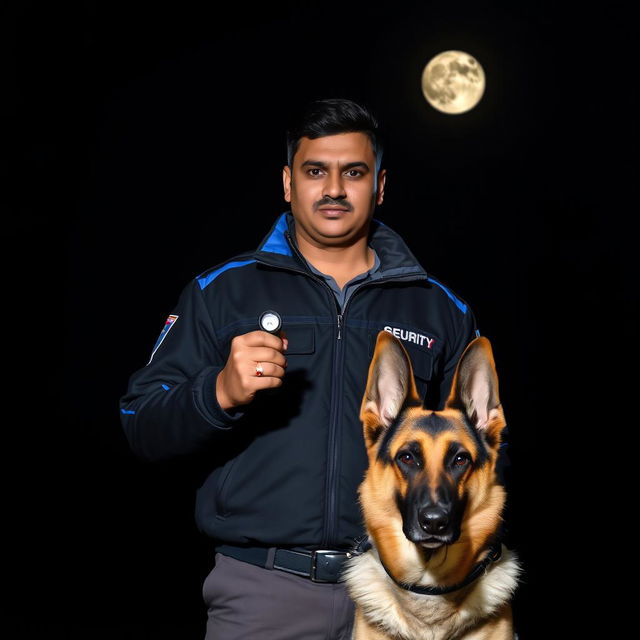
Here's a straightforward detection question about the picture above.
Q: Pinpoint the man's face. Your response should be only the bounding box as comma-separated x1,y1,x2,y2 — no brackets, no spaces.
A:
282,132,386,249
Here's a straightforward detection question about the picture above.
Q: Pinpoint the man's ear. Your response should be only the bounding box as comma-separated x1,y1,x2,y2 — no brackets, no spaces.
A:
376,168,386,205
445,337,506,444
360,331,420,449
283,165,292,202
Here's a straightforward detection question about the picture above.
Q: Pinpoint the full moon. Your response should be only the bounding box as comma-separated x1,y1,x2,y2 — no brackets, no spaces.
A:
421,51,485,114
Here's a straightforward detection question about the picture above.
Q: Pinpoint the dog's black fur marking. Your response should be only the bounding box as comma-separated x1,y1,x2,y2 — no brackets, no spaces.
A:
414,412,453,434
461,414,490,468
376,413,404,464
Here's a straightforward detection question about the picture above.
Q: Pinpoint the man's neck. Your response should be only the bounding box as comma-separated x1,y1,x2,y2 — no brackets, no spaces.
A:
295,231,374,290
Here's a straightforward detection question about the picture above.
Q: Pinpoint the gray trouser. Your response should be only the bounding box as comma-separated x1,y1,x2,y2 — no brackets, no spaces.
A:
203,552,355,639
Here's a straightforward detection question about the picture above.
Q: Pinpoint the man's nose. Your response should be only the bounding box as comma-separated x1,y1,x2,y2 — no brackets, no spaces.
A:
323,172,346,199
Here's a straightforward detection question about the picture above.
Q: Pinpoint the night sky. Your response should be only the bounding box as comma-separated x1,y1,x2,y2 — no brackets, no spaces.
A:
9,1,634,637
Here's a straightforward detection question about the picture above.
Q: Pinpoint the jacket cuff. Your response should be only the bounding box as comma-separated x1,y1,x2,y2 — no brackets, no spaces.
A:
194,366,245,429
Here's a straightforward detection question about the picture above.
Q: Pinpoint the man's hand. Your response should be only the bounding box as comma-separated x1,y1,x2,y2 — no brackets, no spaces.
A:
216,331,288,411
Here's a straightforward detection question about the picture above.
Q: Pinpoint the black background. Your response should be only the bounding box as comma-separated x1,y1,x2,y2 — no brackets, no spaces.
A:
8,1,635,637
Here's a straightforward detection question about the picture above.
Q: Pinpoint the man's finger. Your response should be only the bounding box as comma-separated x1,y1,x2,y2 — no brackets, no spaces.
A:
251,362,286,379
246,347,287,368
249,375,284,392
236,330,286,351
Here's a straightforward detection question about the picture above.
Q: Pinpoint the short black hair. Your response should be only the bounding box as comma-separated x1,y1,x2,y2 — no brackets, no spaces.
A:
286,98,383,171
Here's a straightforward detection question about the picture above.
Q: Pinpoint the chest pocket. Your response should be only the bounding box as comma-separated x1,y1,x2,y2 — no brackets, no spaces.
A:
282,325,315,354
403,343,434,383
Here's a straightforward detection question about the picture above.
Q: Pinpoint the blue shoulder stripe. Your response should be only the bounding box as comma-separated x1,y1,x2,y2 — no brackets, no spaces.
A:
261,213,293,256
197,259,256,290
427,277,468,314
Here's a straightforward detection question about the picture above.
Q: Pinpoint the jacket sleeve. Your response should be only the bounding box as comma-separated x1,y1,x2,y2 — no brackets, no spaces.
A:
119,278,242,461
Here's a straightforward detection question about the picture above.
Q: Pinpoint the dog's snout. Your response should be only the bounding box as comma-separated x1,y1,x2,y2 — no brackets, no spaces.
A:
419,507,449,534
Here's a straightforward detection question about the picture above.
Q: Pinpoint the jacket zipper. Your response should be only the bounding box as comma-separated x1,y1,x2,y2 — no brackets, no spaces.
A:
277,233,352,547
320,278,417,547
264,232,425,548
324,308,344,547
321,272,431,547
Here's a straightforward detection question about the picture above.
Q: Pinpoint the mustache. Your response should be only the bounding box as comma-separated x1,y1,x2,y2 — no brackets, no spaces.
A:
314,197,353,211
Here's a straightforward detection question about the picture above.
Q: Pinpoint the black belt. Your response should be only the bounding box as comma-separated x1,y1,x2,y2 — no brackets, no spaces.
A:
216,544,352,583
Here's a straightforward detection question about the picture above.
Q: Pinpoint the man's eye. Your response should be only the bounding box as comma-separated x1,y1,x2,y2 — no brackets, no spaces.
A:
345,169,362,177
308,168,323,176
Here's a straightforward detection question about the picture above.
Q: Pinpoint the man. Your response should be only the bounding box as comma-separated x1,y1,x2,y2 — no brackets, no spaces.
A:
120,98,479,639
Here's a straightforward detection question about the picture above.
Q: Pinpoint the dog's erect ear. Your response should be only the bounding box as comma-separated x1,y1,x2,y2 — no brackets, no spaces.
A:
360,331,420,448
445,337,506,440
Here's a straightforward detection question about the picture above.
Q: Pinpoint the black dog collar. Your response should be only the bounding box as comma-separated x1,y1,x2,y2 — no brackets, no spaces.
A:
370,539,503,596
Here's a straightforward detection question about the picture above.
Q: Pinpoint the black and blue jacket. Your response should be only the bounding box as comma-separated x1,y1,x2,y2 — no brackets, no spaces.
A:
120,212,478,550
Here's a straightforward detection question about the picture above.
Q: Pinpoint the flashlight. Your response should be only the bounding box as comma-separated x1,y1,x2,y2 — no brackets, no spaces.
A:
259,310,282,334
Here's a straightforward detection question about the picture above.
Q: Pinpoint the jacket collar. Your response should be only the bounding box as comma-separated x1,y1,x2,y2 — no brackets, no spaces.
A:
254,212,428,279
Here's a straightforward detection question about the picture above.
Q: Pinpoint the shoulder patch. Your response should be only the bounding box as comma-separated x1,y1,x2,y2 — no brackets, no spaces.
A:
147,314,179,364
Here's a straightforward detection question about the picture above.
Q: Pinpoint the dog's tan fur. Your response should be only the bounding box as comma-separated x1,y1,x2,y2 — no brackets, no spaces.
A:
343,332,520,640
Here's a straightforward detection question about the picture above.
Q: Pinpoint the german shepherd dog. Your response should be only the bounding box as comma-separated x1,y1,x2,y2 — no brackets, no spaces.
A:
343,332,520,640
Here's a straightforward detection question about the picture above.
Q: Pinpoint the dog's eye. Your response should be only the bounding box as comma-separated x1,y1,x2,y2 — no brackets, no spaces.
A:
453,453,471,467
397,452,417,466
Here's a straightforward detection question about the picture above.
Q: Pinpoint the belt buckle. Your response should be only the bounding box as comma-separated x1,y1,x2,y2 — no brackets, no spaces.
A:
311,549,350,583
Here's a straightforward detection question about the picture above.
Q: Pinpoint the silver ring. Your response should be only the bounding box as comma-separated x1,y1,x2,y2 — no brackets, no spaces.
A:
255,362,264,377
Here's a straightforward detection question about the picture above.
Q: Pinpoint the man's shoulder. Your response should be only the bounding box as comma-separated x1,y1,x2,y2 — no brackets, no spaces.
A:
423,274,471,316
191,213,294,292
194,251,258,292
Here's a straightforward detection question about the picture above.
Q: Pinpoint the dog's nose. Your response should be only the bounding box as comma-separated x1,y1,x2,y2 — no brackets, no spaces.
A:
419,507,449,534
